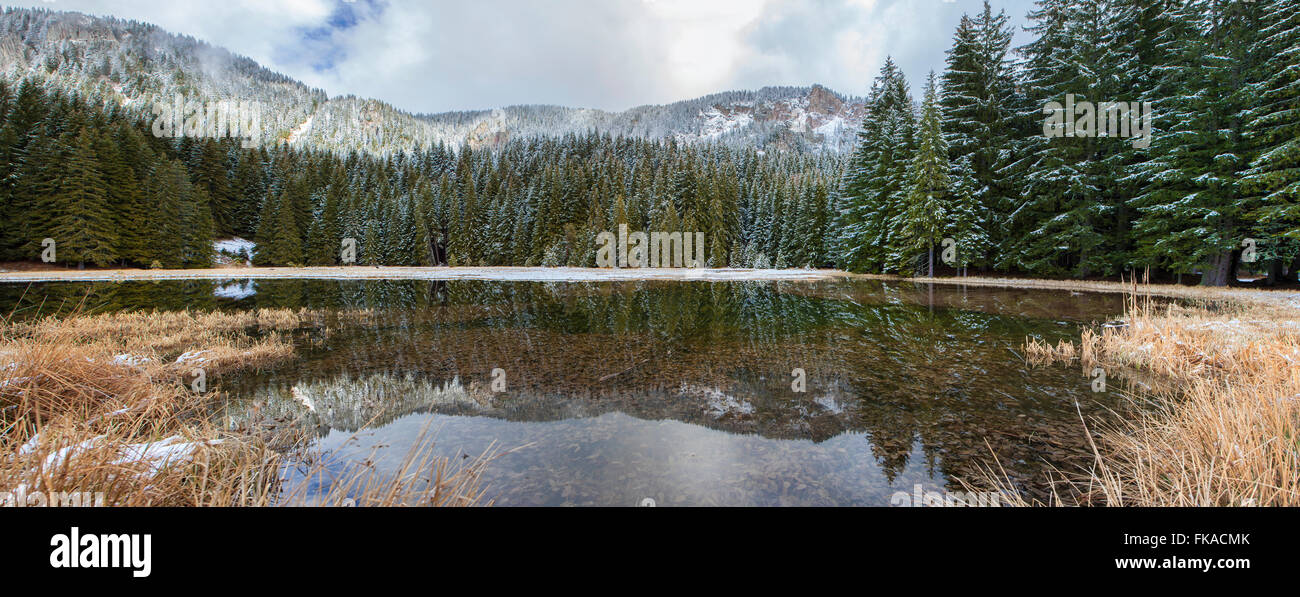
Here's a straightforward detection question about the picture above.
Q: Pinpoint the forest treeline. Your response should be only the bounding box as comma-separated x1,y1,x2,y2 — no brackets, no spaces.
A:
0,78,841,270
0,0,1296,286
835,0,1299,286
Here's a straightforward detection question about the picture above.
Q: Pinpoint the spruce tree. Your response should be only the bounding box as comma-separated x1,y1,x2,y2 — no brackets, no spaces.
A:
143,158,185,268
180,185,216,268
191,139,237,236
834,57,916,273
305,166,347,265
412,179,436,266
1129,0,1270,285
92,129,142,265
49,128,117,268
1242,0,1300,281
232,149,268,238
254,189,303,266
111,124,157,266
939,2,1021,268
902,72,951,277
1002,0,1122,277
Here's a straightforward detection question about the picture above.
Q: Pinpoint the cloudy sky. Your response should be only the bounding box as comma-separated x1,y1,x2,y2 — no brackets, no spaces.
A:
9,0,1037,113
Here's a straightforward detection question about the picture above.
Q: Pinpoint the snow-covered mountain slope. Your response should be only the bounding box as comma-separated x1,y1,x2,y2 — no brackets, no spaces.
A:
0,8,864,154
413,84,866,153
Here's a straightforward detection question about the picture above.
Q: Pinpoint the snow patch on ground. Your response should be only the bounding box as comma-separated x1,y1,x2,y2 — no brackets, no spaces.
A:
175,350,212,365
0,375,32,389
214,238,256,264
112,354,151,367
1183,319,1300,330
33,435,222,475
287,116,314,144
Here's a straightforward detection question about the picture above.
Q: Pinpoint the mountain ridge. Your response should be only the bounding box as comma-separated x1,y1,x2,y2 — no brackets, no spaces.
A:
0,7,865,155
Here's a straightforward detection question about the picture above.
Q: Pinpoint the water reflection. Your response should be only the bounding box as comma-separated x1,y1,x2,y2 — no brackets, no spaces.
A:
309,411,934,507
2,279,1146,505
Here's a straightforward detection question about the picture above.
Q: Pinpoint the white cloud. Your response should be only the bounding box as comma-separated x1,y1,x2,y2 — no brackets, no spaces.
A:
6,0,1037,112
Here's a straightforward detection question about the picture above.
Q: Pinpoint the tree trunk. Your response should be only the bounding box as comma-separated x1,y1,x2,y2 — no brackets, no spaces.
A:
928,244,934,278
1200,250,1236,287
433,240,447,266
1265,259,1284,286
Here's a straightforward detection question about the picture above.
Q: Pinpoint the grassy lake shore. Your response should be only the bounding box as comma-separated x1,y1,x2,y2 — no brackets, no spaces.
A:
1018,285,1299,505
2,268,1295,506
0,308,493,507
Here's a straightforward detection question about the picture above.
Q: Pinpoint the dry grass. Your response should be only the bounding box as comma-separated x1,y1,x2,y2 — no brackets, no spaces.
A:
280,428,501,507
1,306,493,507
1017,283,1300,506
1024,337,1078,366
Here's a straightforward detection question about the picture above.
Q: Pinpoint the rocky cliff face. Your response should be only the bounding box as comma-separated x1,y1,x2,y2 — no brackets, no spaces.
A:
0,8,864,155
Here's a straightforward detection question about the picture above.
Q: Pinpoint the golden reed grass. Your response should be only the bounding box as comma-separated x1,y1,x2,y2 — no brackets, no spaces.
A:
1,306,493,507
1016,280,1300,506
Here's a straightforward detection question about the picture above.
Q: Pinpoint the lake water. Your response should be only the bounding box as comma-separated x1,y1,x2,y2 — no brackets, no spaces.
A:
0,277,1140,506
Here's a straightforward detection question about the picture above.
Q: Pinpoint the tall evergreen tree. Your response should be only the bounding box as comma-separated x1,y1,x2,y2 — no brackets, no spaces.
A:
142,158,185,268
902,72,952,276
1242,0,1300,282
49,128,117,268
833,57,916,273
191,139,237,236
254,188,303,266
1129,0,1270,285
939,2,1021,268
1002,0,1118,277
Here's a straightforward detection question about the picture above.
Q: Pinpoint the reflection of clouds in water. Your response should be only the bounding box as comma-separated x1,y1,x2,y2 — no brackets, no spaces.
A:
154,278,1138,504
309,411,927,507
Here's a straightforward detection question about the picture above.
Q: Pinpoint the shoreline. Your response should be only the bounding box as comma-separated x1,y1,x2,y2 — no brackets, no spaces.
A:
870,274,1300,312
0,308,492,506
3,265,1298,311
0,266,842,283
5,267,1296,505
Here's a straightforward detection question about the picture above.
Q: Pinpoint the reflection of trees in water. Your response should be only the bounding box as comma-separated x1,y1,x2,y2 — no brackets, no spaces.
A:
1,277,1137,325
0,279,224,317
784,280,1138,322
232,370,866,440
816,297,1132,498
231,373,490,435
7,278,1134,498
